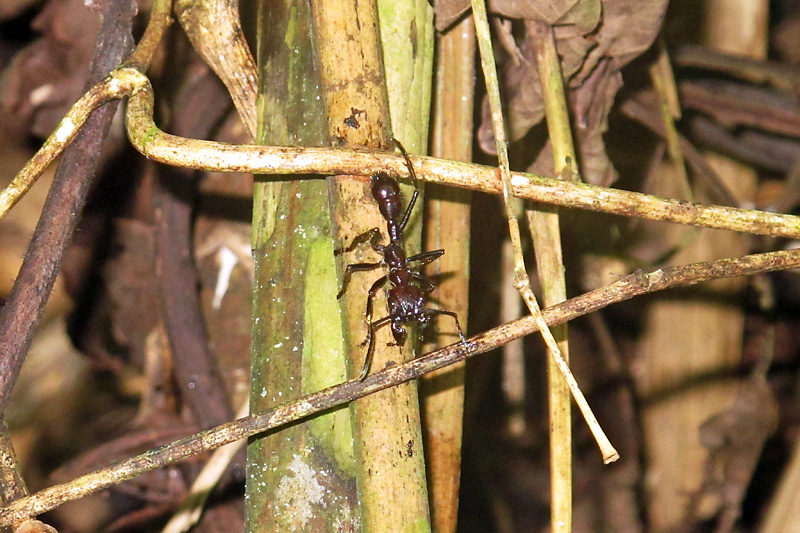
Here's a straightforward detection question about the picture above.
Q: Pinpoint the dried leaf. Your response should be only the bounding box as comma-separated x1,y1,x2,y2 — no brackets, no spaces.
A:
689,376,779,529
472,0,667,185
0,0,100,137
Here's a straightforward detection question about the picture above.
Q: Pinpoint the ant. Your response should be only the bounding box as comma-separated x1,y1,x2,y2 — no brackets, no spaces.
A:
335,139,467,381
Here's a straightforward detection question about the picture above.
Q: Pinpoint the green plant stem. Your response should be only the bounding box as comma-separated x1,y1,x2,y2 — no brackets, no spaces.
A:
310,0,432,529
246,0,358,530
529,20,576,532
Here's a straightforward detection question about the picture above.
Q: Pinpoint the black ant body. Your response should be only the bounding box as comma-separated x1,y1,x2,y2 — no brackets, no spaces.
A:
335,140,467,381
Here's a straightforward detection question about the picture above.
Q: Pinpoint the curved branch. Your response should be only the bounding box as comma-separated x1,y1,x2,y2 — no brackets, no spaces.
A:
5,67,800,242
124,73,800,238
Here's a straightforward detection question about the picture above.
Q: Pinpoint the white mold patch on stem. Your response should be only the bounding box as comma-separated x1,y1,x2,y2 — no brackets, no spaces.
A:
55,118,76,143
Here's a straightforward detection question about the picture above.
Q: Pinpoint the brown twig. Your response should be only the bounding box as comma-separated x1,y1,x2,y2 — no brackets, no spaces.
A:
679,79,800,138
155,69,234,430
0,0,136,415
673,44,800,93
1,245,796,525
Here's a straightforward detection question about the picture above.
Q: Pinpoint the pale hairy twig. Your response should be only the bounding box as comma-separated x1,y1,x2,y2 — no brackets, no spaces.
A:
0,248,797,525
2,67,800,242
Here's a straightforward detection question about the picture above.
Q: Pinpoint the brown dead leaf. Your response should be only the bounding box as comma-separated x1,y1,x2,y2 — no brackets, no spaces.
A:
467,0,667,185
688,376,779,531
104,218,160,367
435,0,599,31
0,0,100,137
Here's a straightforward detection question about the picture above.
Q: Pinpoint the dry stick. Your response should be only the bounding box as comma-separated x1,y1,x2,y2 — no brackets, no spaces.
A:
0,248,797,525
530,19,579,530
470,0,617,461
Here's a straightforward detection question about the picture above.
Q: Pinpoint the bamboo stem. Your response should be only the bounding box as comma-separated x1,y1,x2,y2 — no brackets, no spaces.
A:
311,0,433,529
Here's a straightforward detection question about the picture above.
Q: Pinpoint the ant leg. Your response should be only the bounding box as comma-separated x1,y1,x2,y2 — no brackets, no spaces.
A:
338,261,381,299
334,227,382,256
406,249,444,293
427,309,467,344
359,315,392,381
407,249,444,267
392,139,421,234
360,275,388,344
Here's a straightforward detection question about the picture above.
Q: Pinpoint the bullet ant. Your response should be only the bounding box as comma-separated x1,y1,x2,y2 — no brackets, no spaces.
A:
335,140,467,381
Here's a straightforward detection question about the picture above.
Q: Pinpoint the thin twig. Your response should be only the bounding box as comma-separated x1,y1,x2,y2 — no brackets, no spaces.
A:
125,0,174,71
155,70,235,429
0,248,797,525
472,0,615,461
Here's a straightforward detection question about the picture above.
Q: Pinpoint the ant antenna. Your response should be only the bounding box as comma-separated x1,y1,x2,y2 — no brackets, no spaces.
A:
390,138,418,187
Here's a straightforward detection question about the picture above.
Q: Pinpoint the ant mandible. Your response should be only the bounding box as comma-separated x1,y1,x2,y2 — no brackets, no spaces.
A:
335,139,467,381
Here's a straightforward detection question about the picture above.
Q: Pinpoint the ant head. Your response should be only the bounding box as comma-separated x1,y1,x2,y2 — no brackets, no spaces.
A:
371,172,403,221
391,321,407,344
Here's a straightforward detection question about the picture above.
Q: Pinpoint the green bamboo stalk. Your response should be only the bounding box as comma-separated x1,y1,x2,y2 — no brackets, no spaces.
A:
527,20,579,533
309,0,434,529
245,1,359,530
